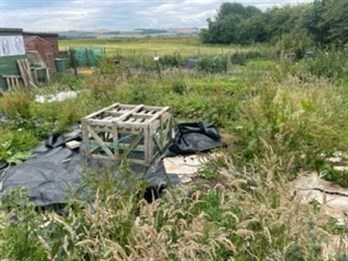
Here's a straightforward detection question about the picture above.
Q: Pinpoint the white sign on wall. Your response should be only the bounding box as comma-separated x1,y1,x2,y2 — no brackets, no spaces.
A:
0,35,26,57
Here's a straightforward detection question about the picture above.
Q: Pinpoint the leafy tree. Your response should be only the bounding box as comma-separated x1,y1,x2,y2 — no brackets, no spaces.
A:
200,3,264,44
301,0,328,44
321,0,348,45
201,1,347,47
238,14,267,43
276,29,314,58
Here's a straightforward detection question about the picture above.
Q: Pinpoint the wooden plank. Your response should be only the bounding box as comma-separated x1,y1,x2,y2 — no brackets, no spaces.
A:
123,133,143,158
148,107,170,123
87,125,115,159
45,68,50,82
132,113,154,119
5,77,10,88
81,119,91,155
111,105,144,122
17,60,28,87
88,154,145,165
86,139,145,150
104,111,124,117
24,59,35,84
113,122,148,129
87,119,113,127
142,105,167,111
2,74,22,89
112,123,119,157
32,68,38,85
84,103,120,120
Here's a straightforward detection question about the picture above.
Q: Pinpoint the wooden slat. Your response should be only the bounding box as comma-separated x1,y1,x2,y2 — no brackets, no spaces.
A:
6,78,10,88
112,105,144,122
148,107,170,123
123,133,144,158
16,59,37,88
24,59,35,84
144,124,151,164
17,60,28,87
87,125,115,159
2,74,22,89
112,124,119,157
84,103,120,120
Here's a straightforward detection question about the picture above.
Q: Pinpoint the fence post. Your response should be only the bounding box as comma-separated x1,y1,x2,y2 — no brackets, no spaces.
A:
70,47,78,76
85,48,90,67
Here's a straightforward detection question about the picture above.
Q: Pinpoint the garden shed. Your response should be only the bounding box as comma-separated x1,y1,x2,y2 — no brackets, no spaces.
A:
0,28,26,91
24,35,56,72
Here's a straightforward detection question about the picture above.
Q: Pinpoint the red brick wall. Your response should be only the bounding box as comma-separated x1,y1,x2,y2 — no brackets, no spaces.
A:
41,36,59,55
25,37,56,72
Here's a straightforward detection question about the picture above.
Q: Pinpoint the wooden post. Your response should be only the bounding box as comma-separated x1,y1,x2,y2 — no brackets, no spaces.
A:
155,61,162,81
85,48,90,67
70,48,78,76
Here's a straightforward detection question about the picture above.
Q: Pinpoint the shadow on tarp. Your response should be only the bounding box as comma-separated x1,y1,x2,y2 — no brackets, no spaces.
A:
0,122,222,207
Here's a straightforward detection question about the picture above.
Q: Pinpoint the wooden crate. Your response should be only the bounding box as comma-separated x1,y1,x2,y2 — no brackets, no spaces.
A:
82,103,172,166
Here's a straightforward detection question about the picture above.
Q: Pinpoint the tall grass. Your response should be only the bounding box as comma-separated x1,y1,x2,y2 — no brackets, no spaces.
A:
1,156,346,260
0,44,348,259
235,76,348,178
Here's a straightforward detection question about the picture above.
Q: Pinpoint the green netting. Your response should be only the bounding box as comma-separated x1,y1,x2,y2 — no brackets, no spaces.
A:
68,47,106,67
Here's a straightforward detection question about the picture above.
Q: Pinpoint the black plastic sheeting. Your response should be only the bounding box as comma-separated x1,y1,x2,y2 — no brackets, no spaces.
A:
0,122,222,207
166,122,223,156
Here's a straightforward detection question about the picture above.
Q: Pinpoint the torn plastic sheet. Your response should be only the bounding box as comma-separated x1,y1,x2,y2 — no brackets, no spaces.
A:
0,122,222,207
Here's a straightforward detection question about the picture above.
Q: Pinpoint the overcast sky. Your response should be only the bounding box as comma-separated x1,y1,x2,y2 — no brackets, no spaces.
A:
0,0,313,32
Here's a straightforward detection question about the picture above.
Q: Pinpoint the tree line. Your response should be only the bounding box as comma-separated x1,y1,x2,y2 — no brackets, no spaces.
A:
200,0,347,47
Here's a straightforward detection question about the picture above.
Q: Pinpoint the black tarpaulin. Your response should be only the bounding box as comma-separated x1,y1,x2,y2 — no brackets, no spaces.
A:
166,122,223,156
0,122,222,206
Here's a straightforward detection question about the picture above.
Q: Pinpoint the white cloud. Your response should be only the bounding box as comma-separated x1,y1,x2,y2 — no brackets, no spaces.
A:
0,0,314,31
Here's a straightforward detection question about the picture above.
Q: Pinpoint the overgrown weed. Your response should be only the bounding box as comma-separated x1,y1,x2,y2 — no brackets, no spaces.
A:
1,156,345,260
235,76,348,180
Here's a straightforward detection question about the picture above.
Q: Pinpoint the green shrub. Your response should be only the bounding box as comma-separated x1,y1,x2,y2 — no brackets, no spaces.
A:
197,55,228,74
230,52,247,65
276,30,314,59
277,49,348,85
230,49,270,66
235,76,348,177
52,74,85,91
0,90,31,119
297,49,348,82
171,79,187,95
97,57,116,75
130,84,149,104
0,129,37,164
159,54,182,68
244,49,266,60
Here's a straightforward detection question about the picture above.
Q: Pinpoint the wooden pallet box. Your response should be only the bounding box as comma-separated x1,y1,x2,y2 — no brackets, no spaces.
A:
81,103,173,166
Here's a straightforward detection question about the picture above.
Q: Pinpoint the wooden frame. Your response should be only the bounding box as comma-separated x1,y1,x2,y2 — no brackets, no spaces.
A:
17,58,37,87
82,103,173,166
2,75,22,90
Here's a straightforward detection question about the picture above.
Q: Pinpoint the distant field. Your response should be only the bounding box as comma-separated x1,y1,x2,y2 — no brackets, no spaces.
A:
59,37,256,57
